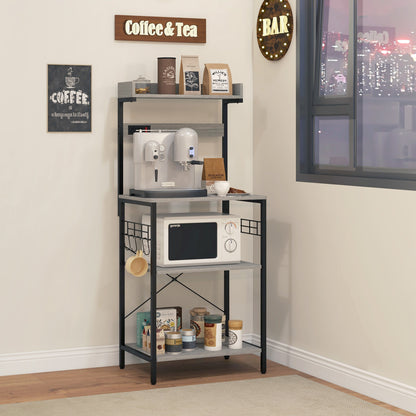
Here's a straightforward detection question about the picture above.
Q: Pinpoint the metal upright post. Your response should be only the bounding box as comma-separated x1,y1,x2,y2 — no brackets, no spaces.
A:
260,199,267,373
150,202,157,385
119,201,126,369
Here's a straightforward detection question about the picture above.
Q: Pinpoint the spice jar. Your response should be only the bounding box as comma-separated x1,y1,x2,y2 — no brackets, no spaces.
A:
204,314,222,351
165,331,182,354
181,328,196,351
190,307,209,343
228,320,243,349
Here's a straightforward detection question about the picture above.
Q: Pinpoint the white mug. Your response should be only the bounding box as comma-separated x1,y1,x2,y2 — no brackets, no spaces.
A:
214,181,230,196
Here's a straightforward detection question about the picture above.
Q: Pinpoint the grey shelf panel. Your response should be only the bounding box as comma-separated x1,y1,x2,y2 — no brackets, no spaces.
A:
126,341,260,363
124,122,224,138
153,261,261,275
119,194,266,204
118,83,243,100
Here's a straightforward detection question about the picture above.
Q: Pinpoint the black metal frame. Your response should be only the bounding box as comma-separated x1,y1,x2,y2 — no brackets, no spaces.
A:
117,91,267,384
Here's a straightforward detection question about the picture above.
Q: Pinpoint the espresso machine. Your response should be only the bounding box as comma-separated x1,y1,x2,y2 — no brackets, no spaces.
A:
130,128,207,197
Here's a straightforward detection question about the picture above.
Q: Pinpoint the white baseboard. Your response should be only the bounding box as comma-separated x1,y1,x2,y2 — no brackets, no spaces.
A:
247,334,416,414
2,338,415,414
0,345,142,377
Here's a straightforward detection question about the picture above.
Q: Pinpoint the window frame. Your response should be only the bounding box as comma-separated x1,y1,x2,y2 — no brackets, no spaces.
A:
296,0,416,191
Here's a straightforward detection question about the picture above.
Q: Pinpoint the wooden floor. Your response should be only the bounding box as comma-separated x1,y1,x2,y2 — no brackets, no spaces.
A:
0,355,414,415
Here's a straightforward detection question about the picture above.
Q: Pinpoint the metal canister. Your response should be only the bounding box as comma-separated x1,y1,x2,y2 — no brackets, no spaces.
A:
181,328,196,351
157,57,176,94
165,331,182,354
190,307,209,343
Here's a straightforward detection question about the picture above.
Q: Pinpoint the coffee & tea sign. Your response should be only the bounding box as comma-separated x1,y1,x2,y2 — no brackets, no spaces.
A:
115,15,206,43
47,65,91,132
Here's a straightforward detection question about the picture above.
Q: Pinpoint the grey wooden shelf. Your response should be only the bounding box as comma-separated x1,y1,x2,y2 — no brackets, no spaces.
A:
126,340,260,363
153,261,261,275
118,83,243,101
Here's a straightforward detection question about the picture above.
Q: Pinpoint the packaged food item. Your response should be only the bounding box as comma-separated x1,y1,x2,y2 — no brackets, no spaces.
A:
179,55,201,95
204,314,222,351
181,328,196,351
228,320,243,349
190,307,209,342
202,63,232,95
158,57,176,94
165,331,182,354
137,307,182,347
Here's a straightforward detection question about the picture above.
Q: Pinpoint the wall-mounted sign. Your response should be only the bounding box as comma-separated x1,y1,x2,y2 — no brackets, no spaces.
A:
257,0,294,61
47,65,91,132
115,15,206,43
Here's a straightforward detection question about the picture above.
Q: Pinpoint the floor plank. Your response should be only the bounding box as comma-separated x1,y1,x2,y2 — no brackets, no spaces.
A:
0,355,414,415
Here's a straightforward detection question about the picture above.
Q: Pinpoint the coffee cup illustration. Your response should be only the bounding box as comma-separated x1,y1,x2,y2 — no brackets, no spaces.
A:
125,250,148,277
65,76,80,88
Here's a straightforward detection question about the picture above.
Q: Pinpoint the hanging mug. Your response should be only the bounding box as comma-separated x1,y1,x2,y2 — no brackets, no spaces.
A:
125,250,148,277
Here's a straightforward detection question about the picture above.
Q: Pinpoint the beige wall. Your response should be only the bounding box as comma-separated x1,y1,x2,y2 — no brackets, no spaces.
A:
0,0,254,355
253,0,416,387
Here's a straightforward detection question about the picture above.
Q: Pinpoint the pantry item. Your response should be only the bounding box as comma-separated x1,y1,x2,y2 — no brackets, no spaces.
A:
125,250,148,277
204,314,222,351
202,63,232,95
165,331,182,354
190,307,209,342
201,158,226,194
228,320,243,349
179,55,201,95
181,328,196,351
158,57,176,94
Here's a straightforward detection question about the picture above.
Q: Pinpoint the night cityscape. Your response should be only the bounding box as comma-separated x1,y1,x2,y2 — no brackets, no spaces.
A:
320,27,416,97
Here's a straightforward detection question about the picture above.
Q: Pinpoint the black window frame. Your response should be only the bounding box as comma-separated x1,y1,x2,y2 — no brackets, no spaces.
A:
296,0,416,191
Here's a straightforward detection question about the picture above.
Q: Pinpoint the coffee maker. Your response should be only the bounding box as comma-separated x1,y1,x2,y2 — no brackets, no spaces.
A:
130,128,206,198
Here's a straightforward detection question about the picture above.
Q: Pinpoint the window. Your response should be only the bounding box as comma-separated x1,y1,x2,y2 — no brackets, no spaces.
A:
297,0,416,190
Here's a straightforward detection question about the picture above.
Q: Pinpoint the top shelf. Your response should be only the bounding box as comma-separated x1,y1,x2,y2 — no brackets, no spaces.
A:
118,83,243,102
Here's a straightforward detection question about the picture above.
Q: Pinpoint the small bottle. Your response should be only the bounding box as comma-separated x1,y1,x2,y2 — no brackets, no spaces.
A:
181,328,196,351
204,315,222,351
228,320,243,349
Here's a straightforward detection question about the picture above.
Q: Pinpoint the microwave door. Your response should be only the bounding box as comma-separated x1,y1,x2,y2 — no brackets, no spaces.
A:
168,222,217,261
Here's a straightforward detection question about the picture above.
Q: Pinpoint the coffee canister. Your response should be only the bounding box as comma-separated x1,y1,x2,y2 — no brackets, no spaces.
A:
204,314,222,351
158,57,176,94
181,328,196,351
228,320,243,349
165,331,182,354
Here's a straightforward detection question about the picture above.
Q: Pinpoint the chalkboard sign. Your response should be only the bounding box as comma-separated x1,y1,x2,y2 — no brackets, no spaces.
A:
47,65,92,132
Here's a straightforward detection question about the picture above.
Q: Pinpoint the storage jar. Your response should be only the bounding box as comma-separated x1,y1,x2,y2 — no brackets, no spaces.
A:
204,314,222,351
228,320,243,349
190,307,209,343
165,331,182,354
181,328,196,351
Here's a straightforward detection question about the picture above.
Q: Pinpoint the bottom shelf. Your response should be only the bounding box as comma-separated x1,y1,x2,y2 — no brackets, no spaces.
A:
124,340,260,363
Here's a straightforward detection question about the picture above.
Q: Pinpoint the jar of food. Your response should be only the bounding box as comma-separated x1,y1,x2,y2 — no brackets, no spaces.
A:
133,75,151,94
165,331,182,354
204,314,222,351
181,328,196,351
228,320,243,349
190,307,209,343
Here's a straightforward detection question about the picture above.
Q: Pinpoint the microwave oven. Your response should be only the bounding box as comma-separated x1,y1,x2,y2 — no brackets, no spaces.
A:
141,213,241,267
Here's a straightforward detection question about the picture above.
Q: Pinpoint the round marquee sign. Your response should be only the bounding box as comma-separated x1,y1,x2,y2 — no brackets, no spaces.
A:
257,0,294,61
